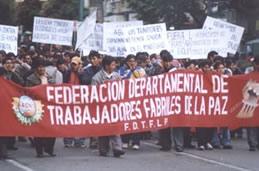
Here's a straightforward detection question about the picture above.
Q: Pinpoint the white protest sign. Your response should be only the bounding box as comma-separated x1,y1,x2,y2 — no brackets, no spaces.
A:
105,20,143,28
203,16,245,54
32,17,74,46
167,29,229,59
76,10,97,49
80,24,103,56
103,21,143,56
122,23,169,56
0,24,18,55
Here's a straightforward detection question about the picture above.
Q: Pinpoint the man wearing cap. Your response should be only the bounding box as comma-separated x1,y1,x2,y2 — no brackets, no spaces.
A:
63,56,86,148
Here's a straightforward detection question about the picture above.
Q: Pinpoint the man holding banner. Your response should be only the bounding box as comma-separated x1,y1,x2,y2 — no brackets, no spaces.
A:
81,50,102,149
25,58,56,158
210,61,233,149
91,55,125,157
147,50,181,152
63,56,86,148
0,57,24,159
118,54,145,150
245,57,259,151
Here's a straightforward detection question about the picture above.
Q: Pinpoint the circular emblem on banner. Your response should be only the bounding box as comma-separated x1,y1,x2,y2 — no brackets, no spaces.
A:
236,80,259,119
12,96,44,125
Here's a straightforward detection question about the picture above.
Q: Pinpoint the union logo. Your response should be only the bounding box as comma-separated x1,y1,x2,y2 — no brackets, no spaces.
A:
12,96,44,125
236,80,259,119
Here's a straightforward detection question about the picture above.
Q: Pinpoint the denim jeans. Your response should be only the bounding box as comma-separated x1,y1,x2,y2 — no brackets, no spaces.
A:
211,128,231,146
63,138,86,146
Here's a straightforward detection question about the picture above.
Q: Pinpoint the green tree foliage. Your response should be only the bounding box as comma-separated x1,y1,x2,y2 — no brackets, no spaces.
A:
127,0,207,29
230,0,259,14
16,0,89,31
16,0,42,31
40,0,88,20
0,0,15,25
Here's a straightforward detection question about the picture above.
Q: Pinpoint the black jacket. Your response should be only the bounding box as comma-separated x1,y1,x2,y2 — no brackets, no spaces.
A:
0,67,24,86
80,66,101,85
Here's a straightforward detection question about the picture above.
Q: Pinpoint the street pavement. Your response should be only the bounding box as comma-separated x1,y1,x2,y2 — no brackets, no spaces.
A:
1,137,259,171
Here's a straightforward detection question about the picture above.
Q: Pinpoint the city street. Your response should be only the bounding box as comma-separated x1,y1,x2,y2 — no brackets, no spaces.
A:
1,137,259,171
0,1,259,171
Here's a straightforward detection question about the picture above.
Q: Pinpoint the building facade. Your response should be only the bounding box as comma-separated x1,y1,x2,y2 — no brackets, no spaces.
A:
85,0,138,22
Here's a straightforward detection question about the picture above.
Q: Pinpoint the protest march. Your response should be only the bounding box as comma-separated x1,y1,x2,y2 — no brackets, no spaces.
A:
0,4,259,167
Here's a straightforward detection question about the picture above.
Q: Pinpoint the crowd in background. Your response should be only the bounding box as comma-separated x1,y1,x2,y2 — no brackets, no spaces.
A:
0,34,259,159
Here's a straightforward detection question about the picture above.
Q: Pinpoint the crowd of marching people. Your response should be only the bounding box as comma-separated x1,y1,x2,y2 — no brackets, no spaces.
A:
0,38,259,159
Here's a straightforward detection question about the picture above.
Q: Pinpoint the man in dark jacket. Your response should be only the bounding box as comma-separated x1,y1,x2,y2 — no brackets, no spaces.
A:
26,58,56,158
147,50,177,151
81,50,102,85
0,57,24,159
80,50,102,149
148,50,190,152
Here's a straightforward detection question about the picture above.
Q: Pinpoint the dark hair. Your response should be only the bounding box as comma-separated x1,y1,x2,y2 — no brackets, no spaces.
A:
225,58,233,68
18,54,24,60
198,60,211,69
71,52,80,58
28,50,36,57
64,52,71,57
214,61,224,70
2,57,13,65
0,50,6,56
32,58,46,69
45,59,55,66
89,50,100,59
150,53,157,60
54,53,62,59
125,54,136,62
102,55,116,68
214,55,224,63
142,52,149,58
207,51,218,58
7,52,16,58
160,50,173,62
184,60,196,68
136,52,146,61
56,58,65,66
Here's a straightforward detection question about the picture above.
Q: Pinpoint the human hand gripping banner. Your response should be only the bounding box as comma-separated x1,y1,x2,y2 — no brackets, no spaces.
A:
0,70,259,137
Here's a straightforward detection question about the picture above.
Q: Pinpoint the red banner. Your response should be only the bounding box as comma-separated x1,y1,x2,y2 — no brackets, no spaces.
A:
0,70,259,137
